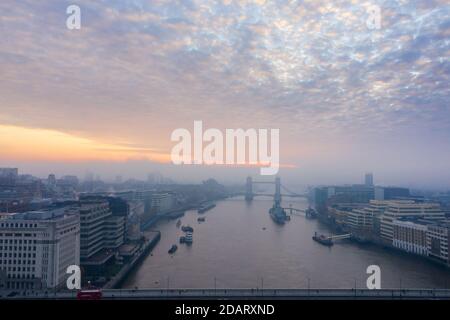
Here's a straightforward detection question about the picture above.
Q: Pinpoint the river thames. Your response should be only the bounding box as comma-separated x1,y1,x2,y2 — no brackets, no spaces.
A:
122,197,450,289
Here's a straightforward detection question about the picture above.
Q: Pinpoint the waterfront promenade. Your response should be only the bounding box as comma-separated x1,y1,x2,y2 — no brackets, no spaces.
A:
103,231,161,289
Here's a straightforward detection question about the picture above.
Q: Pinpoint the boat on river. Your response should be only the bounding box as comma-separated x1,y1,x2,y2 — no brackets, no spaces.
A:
181,225,194,232
269,205,288,224
185,231,193,244
312,232,333,246
168,244,178,254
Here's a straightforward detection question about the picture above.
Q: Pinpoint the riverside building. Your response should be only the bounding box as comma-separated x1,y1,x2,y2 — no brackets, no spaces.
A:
380,201,445,245
392,218,428,256
78,199,126,276
427,220,450,265
0,207,80,290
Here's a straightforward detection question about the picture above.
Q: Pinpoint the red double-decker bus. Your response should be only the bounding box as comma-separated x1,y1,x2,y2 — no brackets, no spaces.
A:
76,289,103,300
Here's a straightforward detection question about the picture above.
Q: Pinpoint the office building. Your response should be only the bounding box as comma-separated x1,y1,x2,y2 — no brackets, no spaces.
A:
347,200,390,235
427,221,449,265
375,186,410,200
380,201,445,244
79,201,111,260
127,200,144,240
79,199,126,270
47,174,56,187
392,218,428,256
327,185,375,204
0,207,80,290
365,173,374,186
0,168,18,186
328,204,364,228
150,192,176,213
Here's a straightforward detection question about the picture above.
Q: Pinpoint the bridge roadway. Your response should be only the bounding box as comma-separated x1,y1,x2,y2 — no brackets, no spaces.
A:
6,288,450,300
234,193,308,198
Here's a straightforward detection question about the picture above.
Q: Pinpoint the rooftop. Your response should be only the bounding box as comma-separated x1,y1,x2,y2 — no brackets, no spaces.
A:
6,207,76,221
81,249,115,265
395,216,449,227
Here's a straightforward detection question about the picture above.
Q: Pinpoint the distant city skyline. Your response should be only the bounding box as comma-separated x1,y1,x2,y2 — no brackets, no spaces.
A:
1,165,448,193
1,1,450,188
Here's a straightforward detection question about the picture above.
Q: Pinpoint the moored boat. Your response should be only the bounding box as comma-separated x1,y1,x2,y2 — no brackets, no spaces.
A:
168,244,178,254
312,232,333,246
305,207,317,219
181,225,194,232
185,231,193,244
269,205,288,224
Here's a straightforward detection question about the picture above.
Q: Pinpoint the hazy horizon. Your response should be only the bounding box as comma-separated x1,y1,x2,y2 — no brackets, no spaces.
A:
2,160,448,191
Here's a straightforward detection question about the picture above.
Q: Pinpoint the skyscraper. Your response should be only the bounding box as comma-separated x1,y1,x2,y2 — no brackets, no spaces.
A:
47,174,56,187
0,168,18,186
365,172,374,186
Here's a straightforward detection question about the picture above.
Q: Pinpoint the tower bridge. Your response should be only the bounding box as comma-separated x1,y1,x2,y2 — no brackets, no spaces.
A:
245,176,307,201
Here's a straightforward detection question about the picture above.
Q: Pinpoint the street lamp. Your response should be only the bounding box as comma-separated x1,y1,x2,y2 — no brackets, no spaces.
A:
261,277,264,296
167,276,170,296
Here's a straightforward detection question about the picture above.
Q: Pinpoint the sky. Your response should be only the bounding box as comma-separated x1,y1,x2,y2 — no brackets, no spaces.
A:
0,0,449,189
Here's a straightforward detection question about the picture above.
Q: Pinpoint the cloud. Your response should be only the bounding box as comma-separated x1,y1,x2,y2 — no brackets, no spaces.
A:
0,124,170,163
0,0,449,184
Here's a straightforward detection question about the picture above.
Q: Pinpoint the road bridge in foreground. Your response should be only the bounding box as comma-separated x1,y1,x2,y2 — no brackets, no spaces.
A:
4,288,450,300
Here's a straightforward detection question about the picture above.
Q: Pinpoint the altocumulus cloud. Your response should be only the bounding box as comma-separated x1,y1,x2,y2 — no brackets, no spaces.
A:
0,0,449,185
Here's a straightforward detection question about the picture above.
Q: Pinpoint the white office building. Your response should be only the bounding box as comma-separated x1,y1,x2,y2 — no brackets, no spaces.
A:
0,207,80,290
79,200,125,267
150,193,176,213
427,221,450,265
79,201,112,260
392,219,428,255
380,201,445,244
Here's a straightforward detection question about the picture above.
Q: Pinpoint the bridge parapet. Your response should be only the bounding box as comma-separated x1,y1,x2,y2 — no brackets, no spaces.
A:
7,288,450,300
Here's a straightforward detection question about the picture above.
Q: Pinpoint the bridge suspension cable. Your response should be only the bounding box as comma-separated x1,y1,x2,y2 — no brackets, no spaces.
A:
280,184,303,196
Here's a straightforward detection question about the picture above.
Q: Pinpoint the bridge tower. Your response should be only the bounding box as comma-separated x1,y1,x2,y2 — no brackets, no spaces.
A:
274,176,281,206
245,176,253,201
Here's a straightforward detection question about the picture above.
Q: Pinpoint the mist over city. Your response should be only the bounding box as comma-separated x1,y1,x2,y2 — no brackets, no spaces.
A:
1,1,450,189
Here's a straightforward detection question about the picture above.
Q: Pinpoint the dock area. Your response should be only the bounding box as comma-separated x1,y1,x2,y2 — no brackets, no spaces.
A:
103,231,161,289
